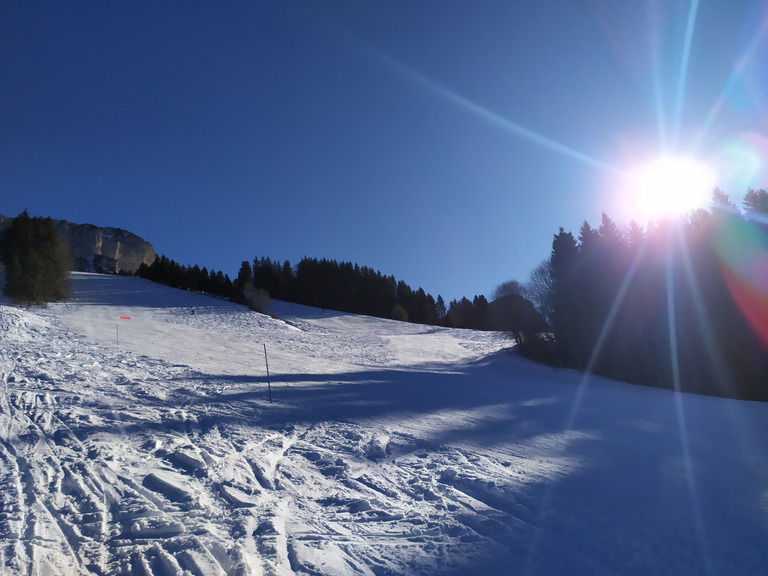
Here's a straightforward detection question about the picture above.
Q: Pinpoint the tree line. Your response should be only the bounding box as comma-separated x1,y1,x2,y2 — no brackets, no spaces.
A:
0,207,533,334
11,195,768,402
547,189,768,401
135,255,245,304
237,256,511,330
135,254,515,332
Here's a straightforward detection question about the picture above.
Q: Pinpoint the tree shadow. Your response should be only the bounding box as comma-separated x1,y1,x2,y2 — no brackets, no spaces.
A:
183,352,768,575
59,348,768,575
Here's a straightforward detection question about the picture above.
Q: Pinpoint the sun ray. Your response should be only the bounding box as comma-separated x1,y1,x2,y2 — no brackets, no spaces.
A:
362,43,622,175
674,224,735,395
672,0,701,148
524,237,650,574
694,19,768,149
711,214,768,351
665,233,714,575
584,246,644,379
647,2,670,150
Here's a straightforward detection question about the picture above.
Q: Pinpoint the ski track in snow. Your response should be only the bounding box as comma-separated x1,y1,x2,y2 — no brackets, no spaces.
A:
1,272,767,575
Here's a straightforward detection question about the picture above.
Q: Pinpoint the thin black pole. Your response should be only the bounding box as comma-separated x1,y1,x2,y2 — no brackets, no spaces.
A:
263,343,272,403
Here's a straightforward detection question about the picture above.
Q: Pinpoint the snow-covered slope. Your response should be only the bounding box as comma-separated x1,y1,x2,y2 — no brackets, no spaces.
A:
1,272,766,575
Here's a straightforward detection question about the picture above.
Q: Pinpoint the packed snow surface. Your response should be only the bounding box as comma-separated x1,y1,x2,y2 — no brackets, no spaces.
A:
1,272,767,575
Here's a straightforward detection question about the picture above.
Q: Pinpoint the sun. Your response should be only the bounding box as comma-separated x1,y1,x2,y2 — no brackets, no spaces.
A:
626,155,717,223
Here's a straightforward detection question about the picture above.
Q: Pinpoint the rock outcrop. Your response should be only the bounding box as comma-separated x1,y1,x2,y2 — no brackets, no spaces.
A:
54,221,156,274
0,212,156,274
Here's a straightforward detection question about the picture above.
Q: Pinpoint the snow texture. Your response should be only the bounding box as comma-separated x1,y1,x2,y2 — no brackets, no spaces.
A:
0,272,767,575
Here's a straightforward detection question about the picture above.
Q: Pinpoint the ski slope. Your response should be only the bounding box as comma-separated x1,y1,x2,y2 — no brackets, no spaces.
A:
1,272,767,575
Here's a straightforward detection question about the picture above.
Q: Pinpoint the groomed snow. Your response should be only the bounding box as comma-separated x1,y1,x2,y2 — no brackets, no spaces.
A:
1,272,767,575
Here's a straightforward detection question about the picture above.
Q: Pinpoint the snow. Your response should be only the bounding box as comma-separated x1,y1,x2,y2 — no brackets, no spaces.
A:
1,271,767,575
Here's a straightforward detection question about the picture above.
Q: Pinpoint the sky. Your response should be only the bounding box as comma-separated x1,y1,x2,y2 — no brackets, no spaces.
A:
2,1,768,303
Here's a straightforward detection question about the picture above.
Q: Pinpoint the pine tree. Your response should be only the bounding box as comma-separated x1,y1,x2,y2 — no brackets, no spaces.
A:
711,188,736,215
743,188,768,222
550,228,580,368
626,220,645,248
472,295,492,330
0,210,71,304
435,295,447,320
235,260,253,290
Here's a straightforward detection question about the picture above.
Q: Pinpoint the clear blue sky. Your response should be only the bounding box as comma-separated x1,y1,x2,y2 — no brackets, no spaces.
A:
2,1,766,302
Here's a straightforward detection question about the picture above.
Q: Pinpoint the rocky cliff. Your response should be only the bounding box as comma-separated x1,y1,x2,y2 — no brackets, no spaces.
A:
0,212,156,274
55,220,156,274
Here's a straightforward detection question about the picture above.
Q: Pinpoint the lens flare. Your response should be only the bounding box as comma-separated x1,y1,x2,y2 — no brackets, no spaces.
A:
713,217,768,350
714,133,768,194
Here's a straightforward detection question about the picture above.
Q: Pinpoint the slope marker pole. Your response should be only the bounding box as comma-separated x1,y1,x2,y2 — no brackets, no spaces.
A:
116,316,130,350
264,343,272,403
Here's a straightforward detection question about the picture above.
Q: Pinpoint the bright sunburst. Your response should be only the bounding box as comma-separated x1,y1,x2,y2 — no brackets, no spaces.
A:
627,155,717,223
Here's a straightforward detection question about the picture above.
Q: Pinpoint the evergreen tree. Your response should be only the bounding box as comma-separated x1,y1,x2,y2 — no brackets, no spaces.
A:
743,188,768,222
626,220,645,248
711,188,736,214
578,220,600,256
424,293,439,326
544,198,768,400
472,295,492,330
0,210,71,304
435,295,447,320
550,228,580,368
235,260,253,291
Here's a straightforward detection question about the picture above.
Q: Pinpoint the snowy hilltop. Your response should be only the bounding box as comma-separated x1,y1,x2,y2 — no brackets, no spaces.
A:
1,272,767,575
